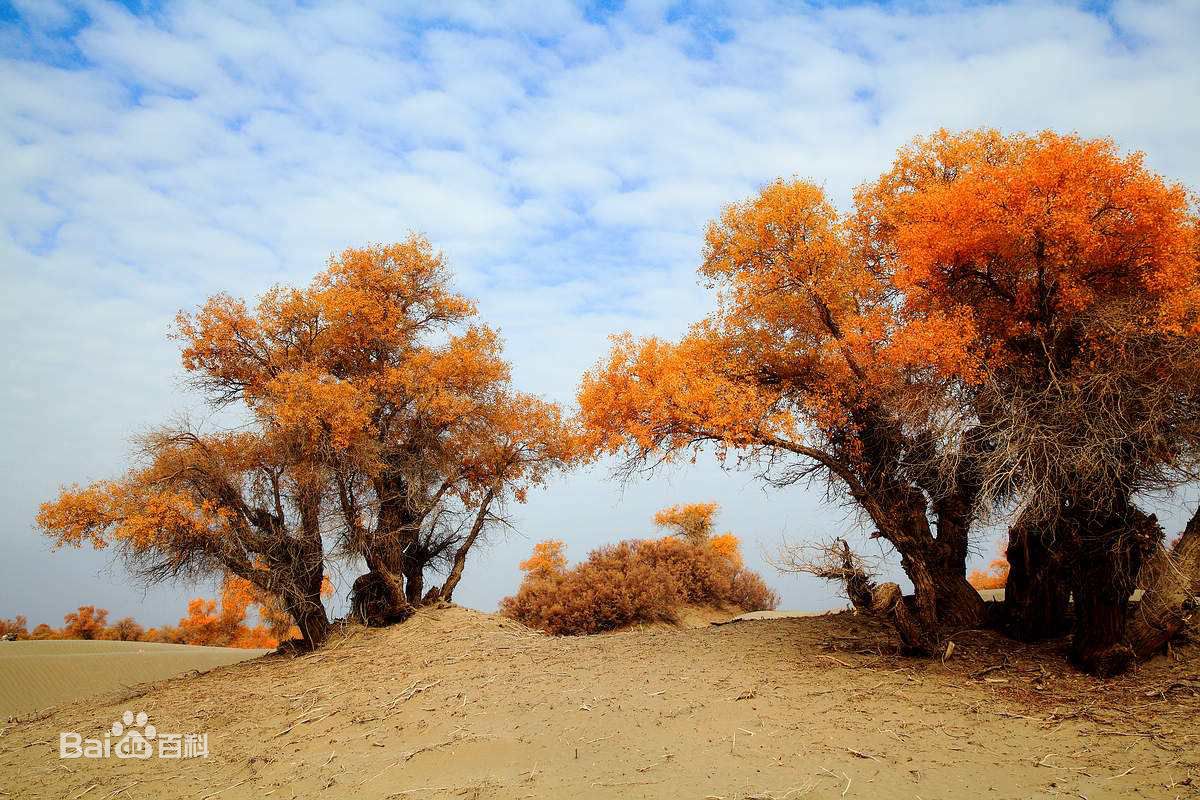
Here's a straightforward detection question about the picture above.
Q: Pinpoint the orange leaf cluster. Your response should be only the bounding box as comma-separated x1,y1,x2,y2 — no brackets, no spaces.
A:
518,539,567,577
0,582,297,649
502,504,772,635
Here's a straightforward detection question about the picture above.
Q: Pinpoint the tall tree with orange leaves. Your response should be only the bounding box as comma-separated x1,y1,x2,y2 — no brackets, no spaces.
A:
174,237,580,625
580,178,989,649
861,129,1200,674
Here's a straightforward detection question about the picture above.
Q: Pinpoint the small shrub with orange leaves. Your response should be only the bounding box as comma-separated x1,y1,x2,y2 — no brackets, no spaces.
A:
969,553,1010,591
502,510,779,635
967,540,1011,591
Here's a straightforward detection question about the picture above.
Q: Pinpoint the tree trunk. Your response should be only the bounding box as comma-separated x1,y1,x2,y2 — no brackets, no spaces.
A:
1071,569,1134,677
439,485,497,603
403,559,425,605
1068,506,1155,677
351,558,413,627
928,495,988,629
931,565,989,628
357,472,426,620
289,599,331,650
896,539,985,632
1004,517,1071,641
1129,508,1199,660
871,583,931,655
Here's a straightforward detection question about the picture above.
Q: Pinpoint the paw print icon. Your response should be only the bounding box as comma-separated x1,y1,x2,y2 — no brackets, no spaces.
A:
112,710,156,760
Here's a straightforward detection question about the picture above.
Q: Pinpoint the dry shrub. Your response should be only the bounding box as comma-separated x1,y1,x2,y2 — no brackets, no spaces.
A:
501,537,779,635
0,615,29,640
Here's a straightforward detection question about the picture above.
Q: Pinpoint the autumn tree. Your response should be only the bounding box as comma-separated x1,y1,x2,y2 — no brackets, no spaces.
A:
39,426,333,649
62,606,109,640
0,616,29,640
518,539,568,578
175,238,580,626
30,624,58,640
655,503,744,565
580,179,988,651
862,129,1200,673
967,545,1010,592
107,617,145,642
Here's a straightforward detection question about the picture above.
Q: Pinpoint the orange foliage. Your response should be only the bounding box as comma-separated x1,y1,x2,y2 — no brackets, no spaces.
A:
708,532,743,567
866,130,1200,350
653,502,719,543
107,617,144,641
5,574,301,649
968,558,1010,591
502,505,777,635
30,624,58,640
518,540,567,577
172,237,580,610
968,539,1011,590
62,605,109,640
578,129,1200,635
0,616,29,640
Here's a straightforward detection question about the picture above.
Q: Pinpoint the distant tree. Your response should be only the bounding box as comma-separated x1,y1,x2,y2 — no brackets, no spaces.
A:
30,623,58,640
107,617,144,642
62,606,108,640
0,615,29,640
967,545,1010,591
518,540,568,578
502,504,777,635
653,502,720,544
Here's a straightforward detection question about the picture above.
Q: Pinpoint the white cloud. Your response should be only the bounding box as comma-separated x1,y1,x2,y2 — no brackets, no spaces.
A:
2,0,1198,624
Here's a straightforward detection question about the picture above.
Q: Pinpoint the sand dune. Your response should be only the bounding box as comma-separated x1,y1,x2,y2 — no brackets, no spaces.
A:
2,606,1197,799
0,640,268,718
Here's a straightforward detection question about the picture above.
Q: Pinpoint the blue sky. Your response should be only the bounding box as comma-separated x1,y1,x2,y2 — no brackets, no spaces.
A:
2,0,1199,627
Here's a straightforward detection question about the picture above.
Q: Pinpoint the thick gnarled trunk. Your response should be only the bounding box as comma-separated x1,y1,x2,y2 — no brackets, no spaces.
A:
877,492,985,639
1067,505,1156,676
1129,509,1199,659
284,593,331,651
1004,517,1070,641
350,472,422,625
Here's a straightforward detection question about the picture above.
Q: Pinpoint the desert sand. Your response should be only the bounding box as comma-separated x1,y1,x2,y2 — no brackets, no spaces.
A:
1,606,1197,799
0,640,268,718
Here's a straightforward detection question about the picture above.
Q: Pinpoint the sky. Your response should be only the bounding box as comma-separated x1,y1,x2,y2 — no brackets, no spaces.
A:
2,0,1199,627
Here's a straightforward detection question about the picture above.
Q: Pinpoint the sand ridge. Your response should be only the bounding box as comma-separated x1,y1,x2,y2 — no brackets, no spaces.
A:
1,605,1197,799
0,640,269,719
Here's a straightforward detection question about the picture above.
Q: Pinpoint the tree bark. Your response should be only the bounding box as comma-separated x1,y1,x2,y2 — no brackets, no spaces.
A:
351,557,413,627
352,471,424,623
871,583,931,655
1004,516,1071,641
1129,507,1200,660
286,596,331,650
931,563,989,628
1068,506,1156,677
439,486,497,602
403,559,425,605
927,493,988,629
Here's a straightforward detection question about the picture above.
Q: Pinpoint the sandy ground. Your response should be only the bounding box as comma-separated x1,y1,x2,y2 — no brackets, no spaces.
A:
0,640,268,718
1,606,1197,799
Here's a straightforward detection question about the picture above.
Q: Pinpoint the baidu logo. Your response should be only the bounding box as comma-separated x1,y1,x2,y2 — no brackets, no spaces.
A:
59,710,208,759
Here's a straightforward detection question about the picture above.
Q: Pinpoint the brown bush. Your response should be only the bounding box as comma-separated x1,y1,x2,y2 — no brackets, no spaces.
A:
0,615,29,640
501,537,779,635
